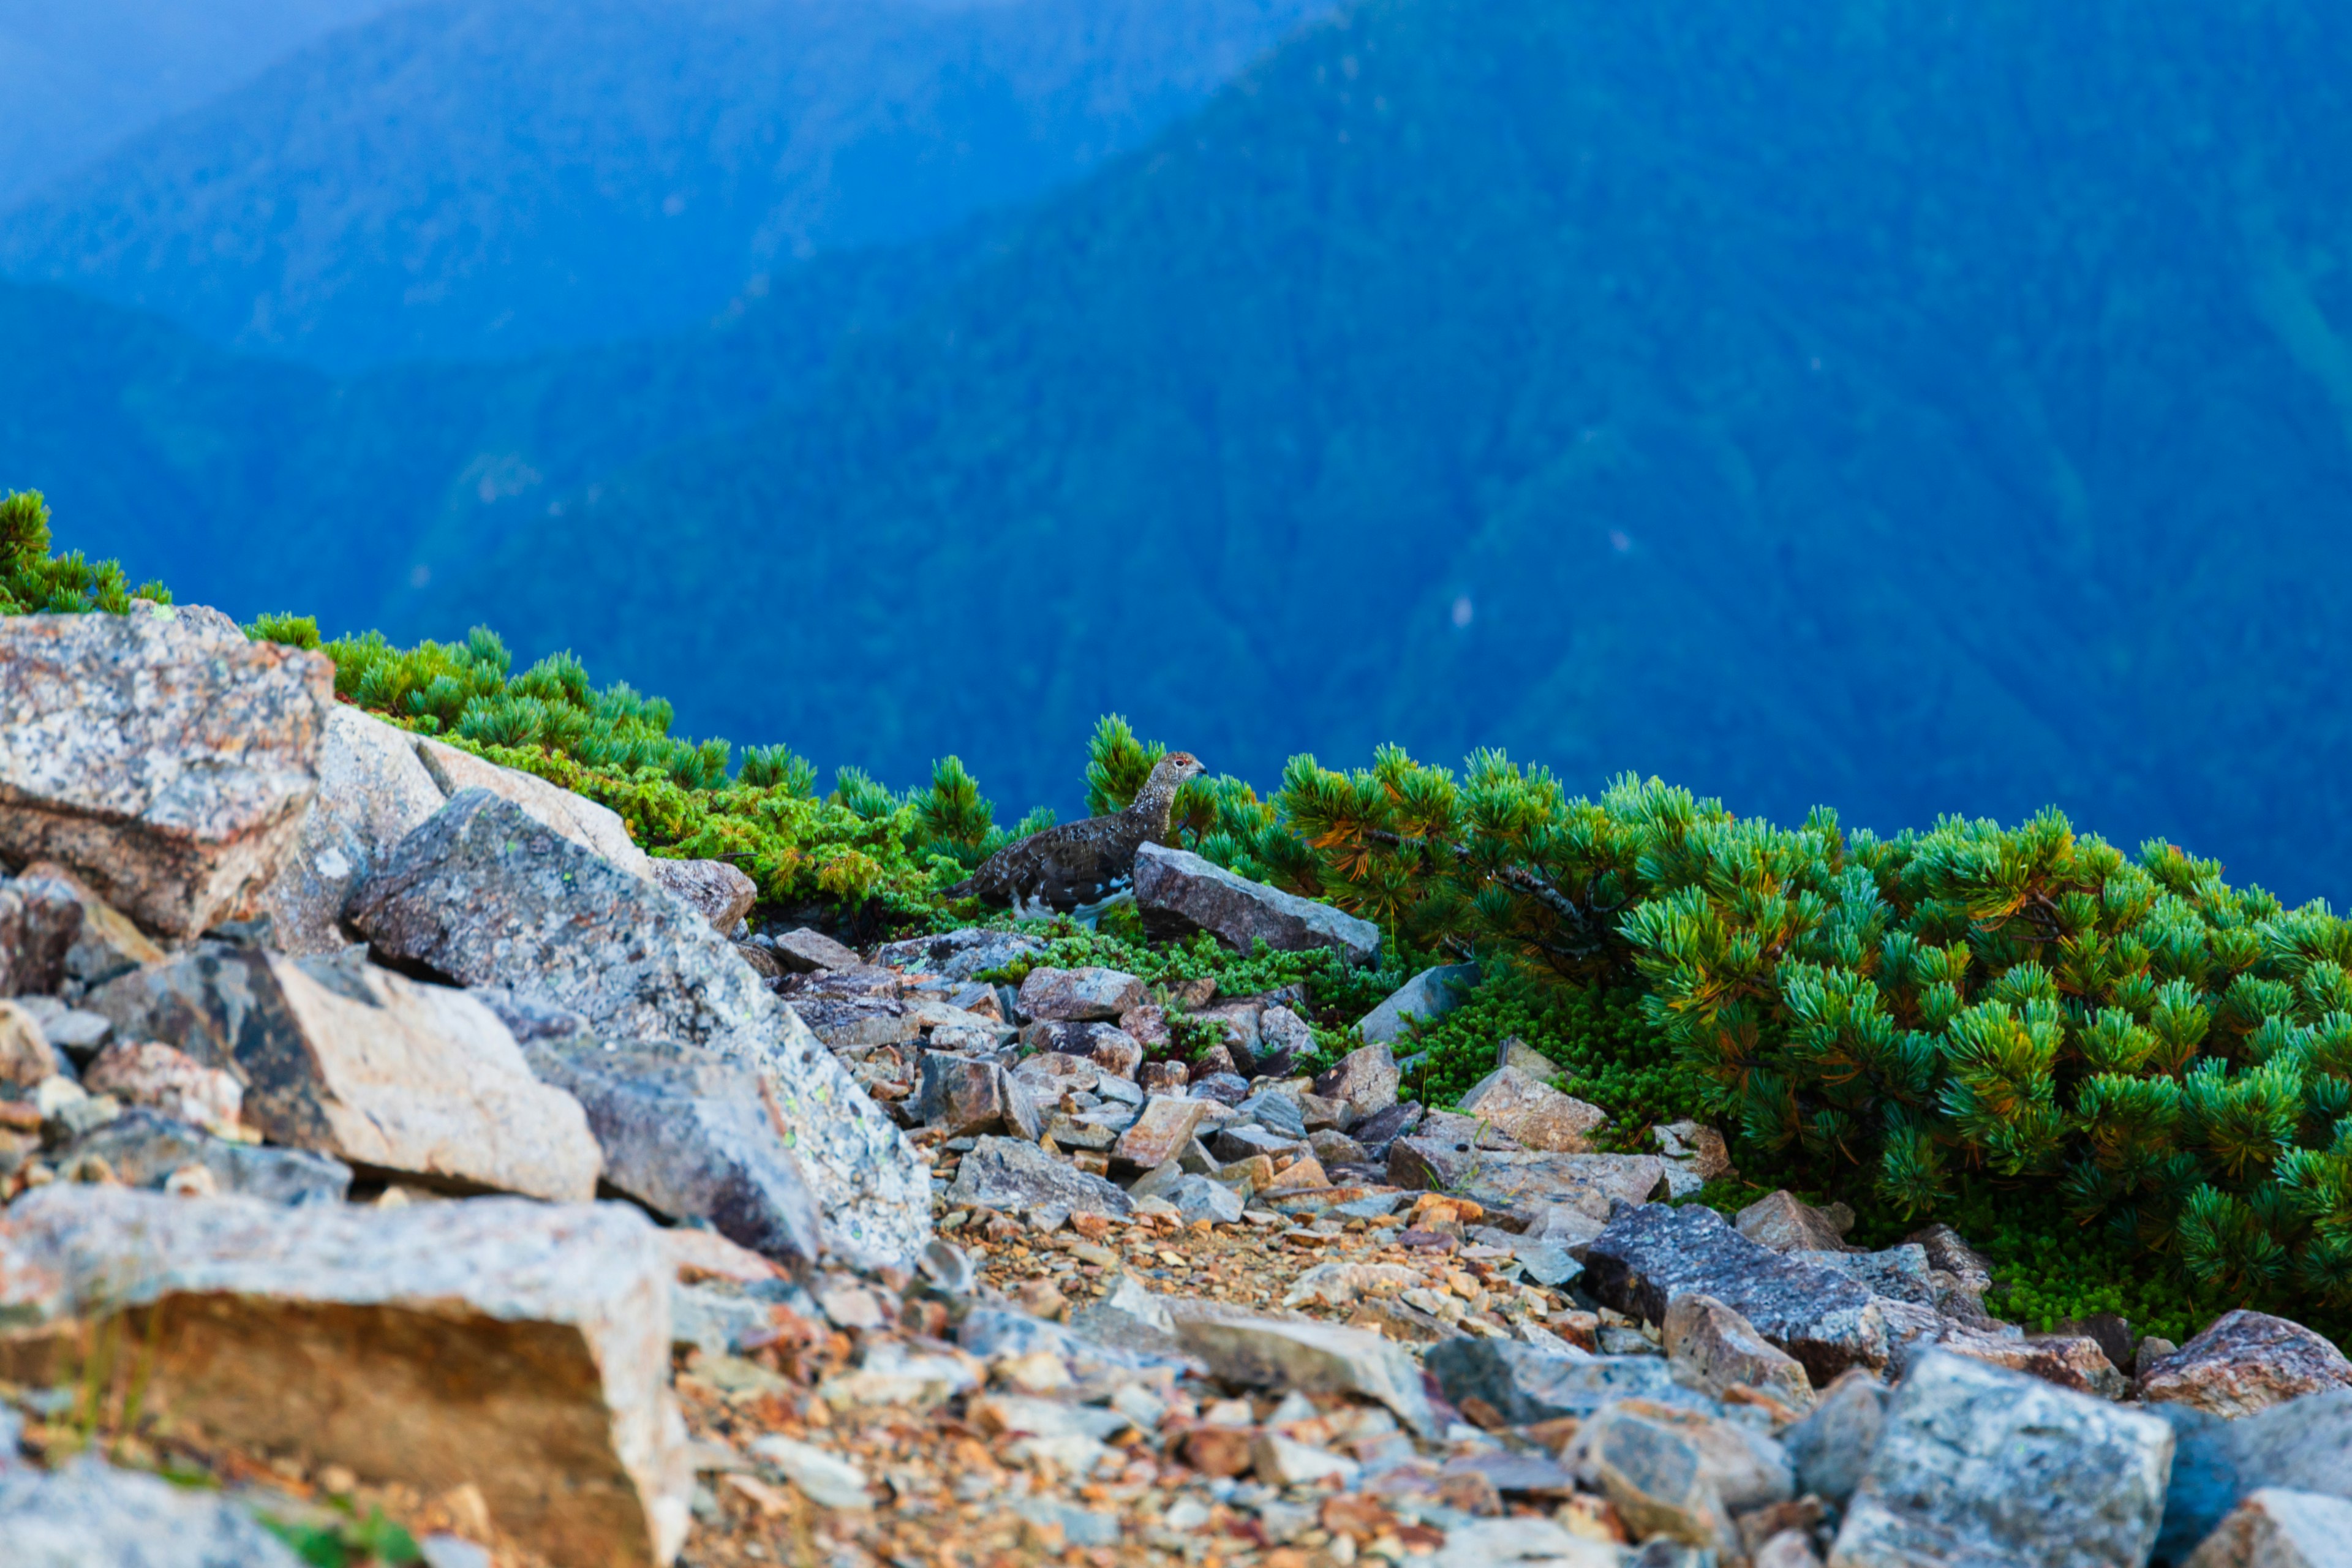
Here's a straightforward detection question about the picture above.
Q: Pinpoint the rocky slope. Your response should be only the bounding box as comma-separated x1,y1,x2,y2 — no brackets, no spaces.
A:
2,605,2350,1567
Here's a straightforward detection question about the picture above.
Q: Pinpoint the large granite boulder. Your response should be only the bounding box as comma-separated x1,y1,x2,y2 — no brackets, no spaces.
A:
1585,1202,1889,1382
0,608,332,937
1826,1350,2174,1568
1132,843,1381,965
2140,1311,2352,1419
1,1185,692,1567
522,1035,824,1271
344,790,927,1267
260,706,448,957
1358,963,1479,1046
91,944,600,1201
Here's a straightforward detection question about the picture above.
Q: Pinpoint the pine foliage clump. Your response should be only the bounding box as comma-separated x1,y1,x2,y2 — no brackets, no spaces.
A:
0,491,172,616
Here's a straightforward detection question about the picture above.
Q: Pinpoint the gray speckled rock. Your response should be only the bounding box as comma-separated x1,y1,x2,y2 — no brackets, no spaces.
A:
260,706,447,957
1,1184,692,1567
1426,1339,1715,1424
649,858,758,933
1018,965,1147,1022
0,873,81,997
2184,1488,2352,1568
1458,1065,1607,1152
57,1108,350,1205
412,737,654,879
522,1036,823,1270
946,1134,1133,1218
873,927,1047,981
1390,1139,1670,1223
0,609,333,938
345,790,927,1267
2141,1311,2352,1419
1357,963,1479,1046
1826,1349,2173,1568
0,1457,304,1566
1132,843,1381,965
1585,1201,1888,1383
1782,1369,1891,1506
1174,1313,1438,1435
89,945,600,1202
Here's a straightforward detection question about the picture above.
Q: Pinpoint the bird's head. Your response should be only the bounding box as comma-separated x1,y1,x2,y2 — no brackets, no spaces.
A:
1128,750,1206,826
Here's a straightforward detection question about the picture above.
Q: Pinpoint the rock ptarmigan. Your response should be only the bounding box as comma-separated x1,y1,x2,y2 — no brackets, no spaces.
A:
949,752,1205,918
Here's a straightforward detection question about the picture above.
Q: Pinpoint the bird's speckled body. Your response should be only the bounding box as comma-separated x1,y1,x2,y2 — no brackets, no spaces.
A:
951,752,1205,915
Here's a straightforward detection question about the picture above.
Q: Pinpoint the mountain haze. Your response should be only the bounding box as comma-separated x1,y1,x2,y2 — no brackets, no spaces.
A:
0,0,1337,368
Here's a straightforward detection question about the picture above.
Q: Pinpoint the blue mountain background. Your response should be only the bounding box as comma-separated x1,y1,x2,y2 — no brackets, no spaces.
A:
6,0,2352,904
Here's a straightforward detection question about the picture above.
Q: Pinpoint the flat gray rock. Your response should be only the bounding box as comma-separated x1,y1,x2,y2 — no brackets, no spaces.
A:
946,1134,1133,1217
0,1457,304,1567
1585,1201,1889,1383
873,927,1047,981
1425,1338,1714,1425
345,789,927,1267
1357,963,1479,1046
58,1108,350,1206
1131,843,1381,965
1827,1349,2173,1568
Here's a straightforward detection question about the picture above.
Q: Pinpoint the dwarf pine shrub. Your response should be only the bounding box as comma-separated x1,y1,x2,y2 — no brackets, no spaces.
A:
0,491,172,616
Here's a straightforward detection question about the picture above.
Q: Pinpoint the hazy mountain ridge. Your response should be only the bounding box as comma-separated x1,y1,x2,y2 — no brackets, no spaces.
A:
0,0,1338,368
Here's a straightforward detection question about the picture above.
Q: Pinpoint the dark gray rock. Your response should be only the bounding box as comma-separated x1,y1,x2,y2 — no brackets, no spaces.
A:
1425,1339,1715,1424
59,1109,351,1205
873,927,1047,982
1782,1368,1891,1507
1351,1101,1424,1153
1025,1020,1143,1079
1827,1350,2173,1568
1236,1088,1307,1139
1390,1139,1670,1224
649,858,758,933
1357,963,1479,1046
913,1052,1009,1138
771,927,864,973
1585,1202,1890,1383
523,1036,823,1270
1132,843,1382,964
0,873,81,997
1161,1173,1246,1224
1208,1123,1310,1164
1191,1071,1251,1105
946,1135,1133,1218
344,789,927,1267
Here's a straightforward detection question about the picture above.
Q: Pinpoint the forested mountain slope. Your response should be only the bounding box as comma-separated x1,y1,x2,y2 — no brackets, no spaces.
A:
421,0,2352,898
0,0,1335,368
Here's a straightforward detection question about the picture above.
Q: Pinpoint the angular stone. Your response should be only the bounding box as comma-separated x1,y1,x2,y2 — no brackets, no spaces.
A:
1736,1191,1856,1253
1782,1368,1890,1507
91,944,600,1201
948,1135,1133,1217
1314,1041,1400,1118
1019,965,1147,1022
1906,1223,1995,1294
1258,1005,1316,1072
1357,963,1479,1046
2141,1311,2352,1419
345,790,924,1266
15,861,164,989
873,927,1047,982
1664,1292,1815,1407
413,736,652,879
1757,1532,1829,1568
1585,1203,1889,1383
1425,1339,1714,1423
1497,1035,1562,1077
0,998,57,1088
0,1457,306,1566
1210,1123,1311,1164
1194,1001,1264,1074
1191,1070,1250,1105
0,609,334,938
1164,1173,1246,1224
83,1040,243,1128
771,927,863,973
1263,1154,1330,1193
1253,1430,1362,1487
522,1036,823,1270
1131,843,1382,963
2230,1389,2352,1501
1115,1096,1211,1169
1458,1065,1607,1153
0,872,80,996
649,858,758,933
61,1108,349,1205
1029,1020,1144,1079
1309,1129,1369,1167
17,998,111,1061
1928,1326,2124,1399
1566,1398,1793,1556
1139,1060,1189,1095
1826,1350,2173,1568
749,1434,873,1510
913,1053,1008,1138
2,1184,692,1566
2185,1488,2352,1568
1352,1101,1424,1153
1174,1314,1438,1434
1390,1139,1670,1222
1237,1087,1308,1139
86,949,565,1192
1043,1110,1122,1151
260,706,448,957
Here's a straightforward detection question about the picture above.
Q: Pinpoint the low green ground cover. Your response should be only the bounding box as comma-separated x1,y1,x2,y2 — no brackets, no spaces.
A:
14,491,2350,1344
